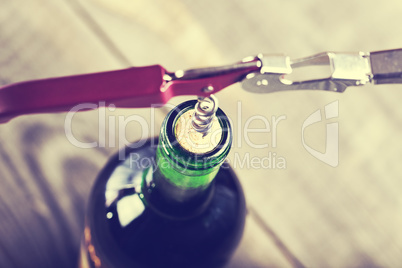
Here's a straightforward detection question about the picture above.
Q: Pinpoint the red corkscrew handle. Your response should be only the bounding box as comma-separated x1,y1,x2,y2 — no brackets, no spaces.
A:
0,62,258,123
0,65,166,123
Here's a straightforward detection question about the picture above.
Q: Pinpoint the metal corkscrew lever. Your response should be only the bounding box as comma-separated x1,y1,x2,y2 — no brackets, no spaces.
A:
0,48,402,123
242,48,402,93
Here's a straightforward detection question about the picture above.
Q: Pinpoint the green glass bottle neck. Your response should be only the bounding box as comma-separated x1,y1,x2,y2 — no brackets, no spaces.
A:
144,100,232,217
155,143,221,189
156,100,231,186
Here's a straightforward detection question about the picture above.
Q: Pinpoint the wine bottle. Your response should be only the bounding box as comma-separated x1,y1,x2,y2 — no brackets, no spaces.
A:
80,99,246,268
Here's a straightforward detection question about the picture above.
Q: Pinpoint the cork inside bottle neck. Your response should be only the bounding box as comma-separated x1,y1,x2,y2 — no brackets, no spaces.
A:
174,109,222,154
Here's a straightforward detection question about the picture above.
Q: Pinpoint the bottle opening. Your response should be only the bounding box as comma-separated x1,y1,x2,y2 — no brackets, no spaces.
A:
174,109,223,154
159,99,232,171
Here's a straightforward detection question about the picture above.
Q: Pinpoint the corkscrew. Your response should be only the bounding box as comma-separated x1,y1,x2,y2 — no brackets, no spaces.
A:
191,95,219,135
1,48,402,123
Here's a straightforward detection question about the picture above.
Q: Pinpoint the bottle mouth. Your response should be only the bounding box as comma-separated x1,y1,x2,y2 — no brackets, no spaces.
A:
174,108,222,154
159,100,232,171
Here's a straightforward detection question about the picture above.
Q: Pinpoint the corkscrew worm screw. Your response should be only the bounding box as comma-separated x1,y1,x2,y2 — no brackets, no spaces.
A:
191,95,219,136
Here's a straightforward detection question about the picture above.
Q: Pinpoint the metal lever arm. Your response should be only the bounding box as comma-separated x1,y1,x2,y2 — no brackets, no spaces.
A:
242,52,372,93
241,48,402,94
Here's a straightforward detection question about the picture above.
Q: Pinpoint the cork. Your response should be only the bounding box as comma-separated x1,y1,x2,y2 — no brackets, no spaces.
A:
175,109,222,154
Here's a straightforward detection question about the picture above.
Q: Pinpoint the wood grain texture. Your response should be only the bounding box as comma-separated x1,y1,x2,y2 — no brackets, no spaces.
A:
0,1,119,267
1,0,402,267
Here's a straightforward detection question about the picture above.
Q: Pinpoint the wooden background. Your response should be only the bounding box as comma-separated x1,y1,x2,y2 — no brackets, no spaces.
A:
1,0,402,267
